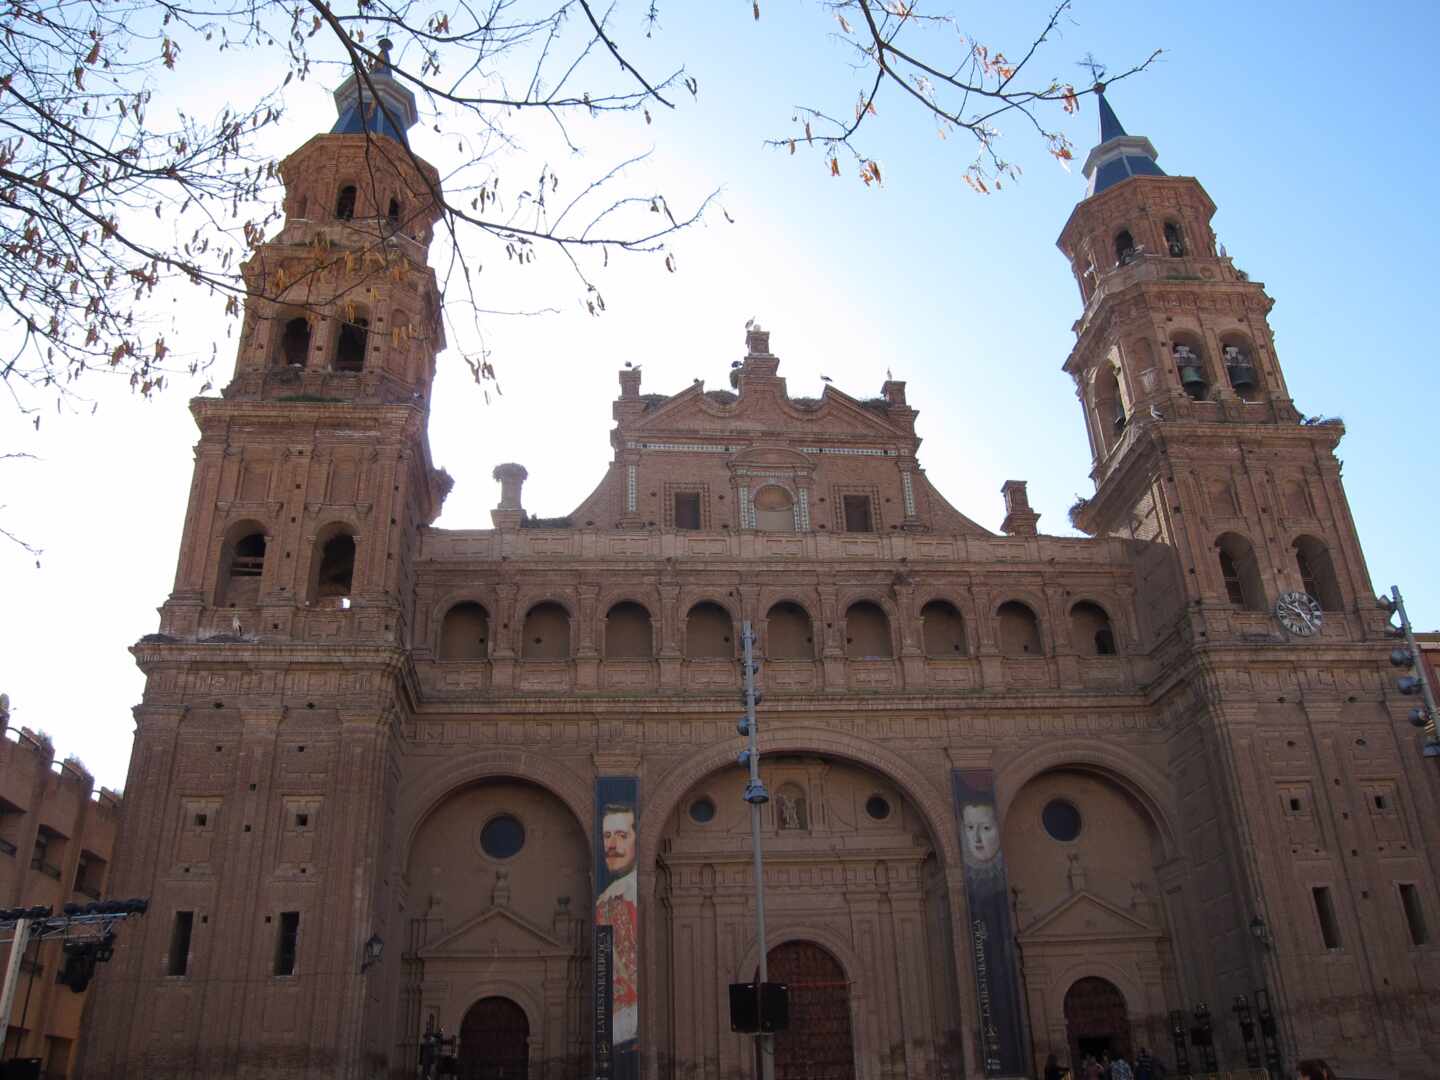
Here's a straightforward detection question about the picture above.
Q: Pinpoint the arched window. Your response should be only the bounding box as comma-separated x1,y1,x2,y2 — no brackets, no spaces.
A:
753,485,795,532
1173,336,1208,401
604,602,653,659
439,602,489,660
766,601,813,660
313,532,356,608
1293,535,1343,611
279,317,311,367
1216,533,1266,611
334,316,369,372
335,185,357,221
387,197,401,227
844,601,893,659
996,601,1042,657
921,600,967,657
1096,364,1125,438
521,602,570,659
1069,601,1117,656
219,529,266,606
685,602,733,659
1114,229,1137,266
1221,338,1260,401
1164,221,1186,257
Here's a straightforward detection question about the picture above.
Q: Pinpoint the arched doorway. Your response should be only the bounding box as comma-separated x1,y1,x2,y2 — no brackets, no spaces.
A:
759,941,855,1080
1064,977,1131,1065
459,996,529,1080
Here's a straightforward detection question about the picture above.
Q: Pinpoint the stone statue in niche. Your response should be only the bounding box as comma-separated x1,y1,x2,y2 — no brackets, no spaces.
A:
777,785,807,830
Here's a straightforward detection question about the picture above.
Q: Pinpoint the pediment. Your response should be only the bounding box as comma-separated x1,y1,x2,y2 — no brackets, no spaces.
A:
730,444,813,469
1019,891,1160,943
417,904,568,959
628,382,907,443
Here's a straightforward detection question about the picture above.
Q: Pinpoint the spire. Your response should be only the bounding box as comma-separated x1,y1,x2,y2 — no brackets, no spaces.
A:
1081,86,1164,197
330,39,419,147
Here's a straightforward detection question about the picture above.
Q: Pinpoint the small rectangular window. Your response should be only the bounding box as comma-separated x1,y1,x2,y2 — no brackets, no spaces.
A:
1400,884,1429,946
194,813,208,827
1312,886,1342,949
274,911,300,976
168,911,194,976
674,492,701,530
843,495,874,533
1374,794,1389,811
1289,798,1302,813
295,813,309,828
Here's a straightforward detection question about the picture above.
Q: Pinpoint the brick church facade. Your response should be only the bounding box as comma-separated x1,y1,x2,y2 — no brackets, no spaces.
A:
78,62,1440,1080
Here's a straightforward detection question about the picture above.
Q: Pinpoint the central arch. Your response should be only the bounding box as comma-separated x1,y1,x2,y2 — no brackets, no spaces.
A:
760,941,855,1080
459,995,529,1080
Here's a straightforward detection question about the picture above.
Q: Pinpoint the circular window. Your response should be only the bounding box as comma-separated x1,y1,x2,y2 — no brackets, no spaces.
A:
865,795,891,821
480,814,526,859
1041,799,1082,842
689,797,716,824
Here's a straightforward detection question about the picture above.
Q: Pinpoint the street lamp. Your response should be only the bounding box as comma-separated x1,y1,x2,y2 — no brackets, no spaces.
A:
1249,915,1271,949
360,932,383,973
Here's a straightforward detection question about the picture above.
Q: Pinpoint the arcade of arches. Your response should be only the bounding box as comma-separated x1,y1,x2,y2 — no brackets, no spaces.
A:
397,757,1184,1079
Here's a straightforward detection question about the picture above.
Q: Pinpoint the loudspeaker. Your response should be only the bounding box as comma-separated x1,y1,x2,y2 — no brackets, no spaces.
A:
728,982,789,1033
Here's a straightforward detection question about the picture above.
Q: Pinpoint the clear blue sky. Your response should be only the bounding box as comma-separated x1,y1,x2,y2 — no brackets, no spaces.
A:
1,1,1436,789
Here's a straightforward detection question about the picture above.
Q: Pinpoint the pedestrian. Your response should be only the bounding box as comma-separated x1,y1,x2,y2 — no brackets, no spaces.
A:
1045,1052,1069,1080
1111,1051,1134,1080
1297,1061,1335,1080
1101,1052,1114,1080
1134,1048,1153,1080
1084,1054,1104,1080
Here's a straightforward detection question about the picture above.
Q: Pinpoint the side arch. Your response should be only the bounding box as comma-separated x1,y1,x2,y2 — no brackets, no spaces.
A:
993,740,1180,861
639,724,960,871
397,750,594,866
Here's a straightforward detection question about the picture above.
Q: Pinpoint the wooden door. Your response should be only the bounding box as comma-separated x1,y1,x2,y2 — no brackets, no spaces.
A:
459,996,529,1080
1063,977,1132,1065
759,941,855,1080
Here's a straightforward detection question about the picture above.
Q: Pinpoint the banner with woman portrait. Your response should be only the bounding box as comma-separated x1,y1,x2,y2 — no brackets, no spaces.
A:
594,776,640,1080
952,768,1027,1076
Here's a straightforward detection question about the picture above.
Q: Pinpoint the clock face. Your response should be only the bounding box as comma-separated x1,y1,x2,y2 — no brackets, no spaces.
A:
1275,591,1323,636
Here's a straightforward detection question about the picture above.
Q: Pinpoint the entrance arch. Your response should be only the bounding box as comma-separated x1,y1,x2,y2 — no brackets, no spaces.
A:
1064,977,1131,1065
760,941,855,1080
459,996,529,1080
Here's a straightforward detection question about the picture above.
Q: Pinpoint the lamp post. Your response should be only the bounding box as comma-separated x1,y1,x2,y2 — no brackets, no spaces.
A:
1232,994,1261,1069
738,621,776,1080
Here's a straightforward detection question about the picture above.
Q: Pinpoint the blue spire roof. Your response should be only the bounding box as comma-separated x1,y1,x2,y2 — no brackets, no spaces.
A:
330,40,418,147
1081,88,1164,197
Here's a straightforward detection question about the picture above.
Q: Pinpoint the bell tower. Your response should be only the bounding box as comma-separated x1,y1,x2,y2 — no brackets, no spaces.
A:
158,41,452,645
82,46,451,1079
1059,89,1374,634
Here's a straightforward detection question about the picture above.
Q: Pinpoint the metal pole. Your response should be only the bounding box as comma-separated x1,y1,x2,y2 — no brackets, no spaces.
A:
1391,587,1440,751
0,917,30,1056
741,622,775,1080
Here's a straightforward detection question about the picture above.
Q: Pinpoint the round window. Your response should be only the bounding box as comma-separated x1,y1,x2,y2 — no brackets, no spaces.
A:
1041,799,1082,842
689,797,717,824
480,814,526,859
865,795,891,821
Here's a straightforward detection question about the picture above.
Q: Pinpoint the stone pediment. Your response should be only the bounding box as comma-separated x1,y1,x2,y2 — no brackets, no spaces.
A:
730,444,813,470
417,904,569,959
629,382,907,444
1019,891,1160,943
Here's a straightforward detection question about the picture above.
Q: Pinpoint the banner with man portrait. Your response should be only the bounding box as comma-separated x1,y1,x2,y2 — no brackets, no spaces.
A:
594,776,640,1080
952,768,1027,1076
